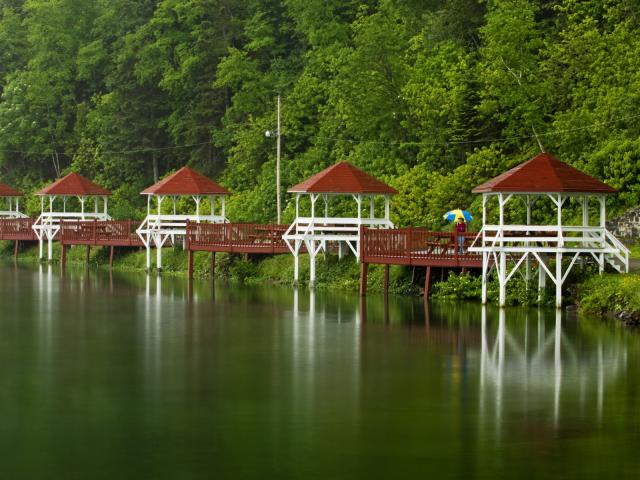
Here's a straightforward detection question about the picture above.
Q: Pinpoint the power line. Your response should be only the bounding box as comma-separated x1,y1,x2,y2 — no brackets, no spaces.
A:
0,112,638,156
287,113,640,146
0,141,213,157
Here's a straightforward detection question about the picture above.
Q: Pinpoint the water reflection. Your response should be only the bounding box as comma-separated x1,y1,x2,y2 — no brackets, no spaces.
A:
477,307,626,437
1,264,638,478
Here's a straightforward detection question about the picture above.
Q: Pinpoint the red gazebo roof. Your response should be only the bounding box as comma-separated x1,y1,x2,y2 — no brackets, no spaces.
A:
472,153,616,194
141,166,230,196
0,183,22,197
37,172,112,196
288,161,397,195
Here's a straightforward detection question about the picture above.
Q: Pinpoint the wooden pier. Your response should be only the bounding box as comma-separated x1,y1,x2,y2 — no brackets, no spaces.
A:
359,227,482,296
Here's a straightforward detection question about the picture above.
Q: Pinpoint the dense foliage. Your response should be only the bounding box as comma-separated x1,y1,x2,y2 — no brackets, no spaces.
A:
0,0,638,223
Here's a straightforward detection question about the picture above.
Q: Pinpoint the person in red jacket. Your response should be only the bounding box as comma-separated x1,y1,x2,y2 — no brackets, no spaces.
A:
456,217,466,254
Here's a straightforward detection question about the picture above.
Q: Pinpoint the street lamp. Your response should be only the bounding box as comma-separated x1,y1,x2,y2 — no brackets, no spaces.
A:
265,95,282,224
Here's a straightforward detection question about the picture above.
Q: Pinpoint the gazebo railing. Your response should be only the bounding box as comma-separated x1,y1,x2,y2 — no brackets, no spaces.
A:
59,220,142,246
186,222,289,252
137,214,227,236
469,224,629,272
285,216,393,240
0,210,28,219
361,227,479,264
0,218,37,240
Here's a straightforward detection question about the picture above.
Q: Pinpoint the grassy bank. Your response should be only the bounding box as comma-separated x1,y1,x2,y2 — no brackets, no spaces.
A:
577,274,640,324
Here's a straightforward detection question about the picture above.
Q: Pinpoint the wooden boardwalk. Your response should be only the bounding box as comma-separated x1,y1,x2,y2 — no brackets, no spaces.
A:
186,222,290,254
361,228,481,268
1,219,482,296
359,227,482,296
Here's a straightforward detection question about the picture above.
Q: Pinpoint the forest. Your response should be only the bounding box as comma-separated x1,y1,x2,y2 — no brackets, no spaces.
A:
0,0,639,226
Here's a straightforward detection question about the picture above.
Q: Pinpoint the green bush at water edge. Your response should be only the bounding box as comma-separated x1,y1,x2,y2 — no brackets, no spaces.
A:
578,274,640,319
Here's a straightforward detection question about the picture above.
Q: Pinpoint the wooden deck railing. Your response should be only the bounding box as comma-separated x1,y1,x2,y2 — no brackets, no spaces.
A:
186,222,290,254
0,218,37,241
59,220,143,247
361,227,481,267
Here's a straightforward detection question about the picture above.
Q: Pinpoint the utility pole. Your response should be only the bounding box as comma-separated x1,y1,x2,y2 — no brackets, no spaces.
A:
266,95,282,224
276,94,281,224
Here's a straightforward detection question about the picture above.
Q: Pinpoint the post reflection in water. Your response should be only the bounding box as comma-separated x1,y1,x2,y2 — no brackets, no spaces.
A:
478,306,626,439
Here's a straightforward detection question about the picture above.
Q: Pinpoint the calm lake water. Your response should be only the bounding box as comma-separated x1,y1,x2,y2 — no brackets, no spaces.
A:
0,264,638,479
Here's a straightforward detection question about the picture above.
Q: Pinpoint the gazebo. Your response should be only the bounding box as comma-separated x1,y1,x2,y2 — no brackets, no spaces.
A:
468,152,629,308
283,161,396,285
137,166,230,271
0,183,26,218
32,172,111,260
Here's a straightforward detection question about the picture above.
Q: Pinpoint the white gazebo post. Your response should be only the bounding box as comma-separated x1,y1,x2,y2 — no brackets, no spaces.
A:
32,173,112,261
283,162,396,287
137,167,230,273
470,153,628,309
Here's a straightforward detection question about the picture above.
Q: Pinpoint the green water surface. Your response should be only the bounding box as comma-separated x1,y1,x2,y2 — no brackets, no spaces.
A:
0,264,638,479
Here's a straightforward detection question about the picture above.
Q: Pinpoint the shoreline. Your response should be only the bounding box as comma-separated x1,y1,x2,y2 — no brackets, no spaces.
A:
2,241,638,323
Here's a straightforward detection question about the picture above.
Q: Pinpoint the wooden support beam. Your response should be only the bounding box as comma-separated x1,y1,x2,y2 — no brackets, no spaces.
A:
424,266,432,298
359,262,369,296
109,246,115,269
13,240,18,260
85,245,91,266
210,252,216,279
383,264,390,295
60,244,66,268
187,250,194,279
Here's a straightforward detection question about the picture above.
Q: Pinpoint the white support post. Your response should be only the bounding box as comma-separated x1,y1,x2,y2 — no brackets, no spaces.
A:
295,194,299,220
580,195,589,267
104,196,108,216
221,196,226,220
172,196,177,215
582,195,589,228
323,194,329,219
356,195,361,224
157,237,162,271
293,240,300,284
482,195,487,234
157,195,163,216
310,194,317,219
525,195,532,283
63,197,67,213
538,253,546,302
498,193,506,248
210,196,215,217
369,196,375,220
146,242,151,271
147,195,151,216
557,194,564,247
555,252,562,308
94,196,98,214
481,252,488,304
598,195,605,274
308,239,316,288
79,196,85,220
384,196,390,222
499,251,507,307
194,196,201,219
